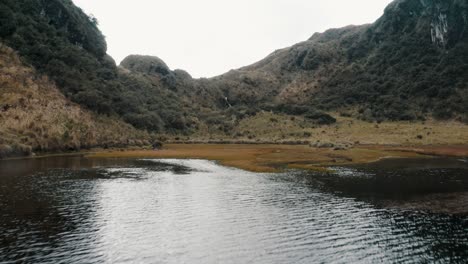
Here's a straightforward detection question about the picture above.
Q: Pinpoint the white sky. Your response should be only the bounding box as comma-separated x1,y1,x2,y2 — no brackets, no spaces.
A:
72,0,394,78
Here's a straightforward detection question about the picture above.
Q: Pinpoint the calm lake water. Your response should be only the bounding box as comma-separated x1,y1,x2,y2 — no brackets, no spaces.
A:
0,156,467,263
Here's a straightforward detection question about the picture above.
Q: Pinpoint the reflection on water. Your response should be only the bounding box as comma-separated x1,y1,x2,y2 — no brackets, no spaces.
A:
0,156,467,263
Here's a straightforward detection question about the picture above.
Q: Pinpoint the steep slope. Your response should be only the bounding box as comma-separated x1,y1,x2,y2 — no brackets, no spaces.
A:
316,0,468,121
209,25,366,107
0,0,194,132
0,44,150,158
207,0,468,122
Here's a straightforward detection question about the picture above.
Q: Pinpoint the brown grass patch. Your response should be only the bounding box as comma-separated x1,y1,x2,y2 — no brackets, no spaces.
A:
0,43,151,158
88,144,427,172
178,111,468,146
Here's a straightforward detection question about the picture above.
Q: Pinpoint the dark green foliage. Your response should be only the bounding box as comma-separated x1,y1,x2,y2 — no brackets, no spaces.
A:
152,140,163,150
0,0,197,132
204,0,468,123
0,5,16,37
0,0,113,110
275,104,312,115
304,110,336,125
226,105,259,120
2,0,467,135
304,0,468,121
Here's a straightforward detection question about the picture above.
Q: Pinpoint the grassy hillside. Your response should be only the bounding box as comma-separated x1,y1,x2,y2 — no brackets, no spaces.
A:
0,44,151,158
315,0,468,121
206,0,468,122
0,0,197,132
120,0,468,127
172,111,468,146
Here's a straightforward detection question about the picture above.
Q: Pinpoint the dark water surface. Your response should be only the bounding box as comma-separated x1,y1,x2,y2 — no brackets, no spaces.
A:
0,156,467,263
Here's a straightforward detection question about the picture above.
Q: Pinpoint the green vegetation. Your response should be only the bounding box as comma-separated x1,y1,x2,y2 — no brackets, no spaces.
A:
314,0,468,122
206,0,468,123
0,0,197,132
0,44,152,158
304,110,336,125
0,0,467,159
2,0,467,128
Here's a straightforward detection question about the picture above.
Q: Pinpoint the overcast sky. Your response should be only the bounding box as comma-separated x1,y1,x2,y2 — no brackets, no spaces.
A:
72,0,393,78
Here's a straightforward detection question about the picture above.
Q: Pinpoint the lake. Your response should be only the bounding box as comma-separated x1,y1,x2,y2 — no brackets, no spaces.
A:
0,156,467,263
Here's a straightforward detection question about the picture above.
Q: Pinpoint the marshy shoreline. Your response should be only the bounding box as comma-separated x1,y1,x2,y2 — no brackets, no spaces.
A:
85,143,468,172
2,143,467,173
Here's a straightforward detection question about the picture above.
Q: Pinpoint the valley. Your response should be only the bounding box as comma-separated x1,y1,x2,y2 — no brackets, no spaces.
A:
0,0,467,160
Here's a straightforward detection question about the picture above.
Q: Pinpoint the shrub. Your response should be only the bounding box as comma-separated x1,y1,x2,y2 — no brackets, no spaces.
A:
7,143,32,157
305,110,336,125
0,144,13,158
152,140,163,150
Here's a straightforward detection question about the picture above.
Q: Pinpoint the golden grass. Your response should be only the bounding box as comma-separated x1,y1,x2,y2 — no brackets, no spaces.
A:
87,144,430,173
2,43,467,161
0,44,150,158
179,111,468,146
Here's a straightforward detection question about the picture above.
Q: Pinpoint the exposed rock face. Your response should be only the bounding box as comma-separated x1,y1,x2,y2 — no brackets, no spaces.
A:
383,0,467,48
431,12,449,46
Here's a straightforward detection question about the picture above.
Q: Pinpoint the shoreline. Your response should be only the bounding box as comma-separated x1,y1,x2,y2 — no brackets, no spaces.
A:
87,143,468,172
2,143,467,173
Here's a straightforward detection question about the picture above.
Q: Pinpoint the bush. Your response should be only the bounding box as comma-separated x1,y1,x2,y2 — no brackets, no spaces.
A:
152,140,163,150
276,104,312,115
0,144,13,159
305,110,336,125
433,103,454,120
0,143,32,158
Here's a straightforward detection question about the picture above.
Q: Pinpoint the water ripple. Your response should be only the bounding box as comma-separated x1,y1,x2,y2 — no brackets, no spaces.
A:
0,158,467,263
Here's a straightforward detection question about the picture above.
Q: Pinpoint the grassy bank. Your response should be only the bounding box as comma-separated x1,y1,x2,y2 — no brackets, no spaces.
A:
86,143,460,172
173,111,468,146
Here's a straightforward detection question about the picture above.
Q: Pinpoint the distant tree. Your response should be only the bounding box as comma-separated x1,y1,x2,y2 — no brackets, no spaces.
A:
305,110,336,125
88,14,99,26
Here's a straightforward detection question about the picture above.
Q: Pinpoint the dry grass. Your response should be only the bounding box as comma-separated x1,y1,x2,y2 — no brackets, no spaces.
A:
0,44,150,158
179,111,468,146
150,111,468,172
88,144,430,173
1,43,466,160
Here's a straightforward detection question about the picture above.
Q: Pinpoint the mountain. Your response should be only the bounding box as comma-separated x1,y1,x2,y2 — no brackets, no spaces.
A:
0,0,467,157
207,0,468,122
0,0,196,132
116,0,468,124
